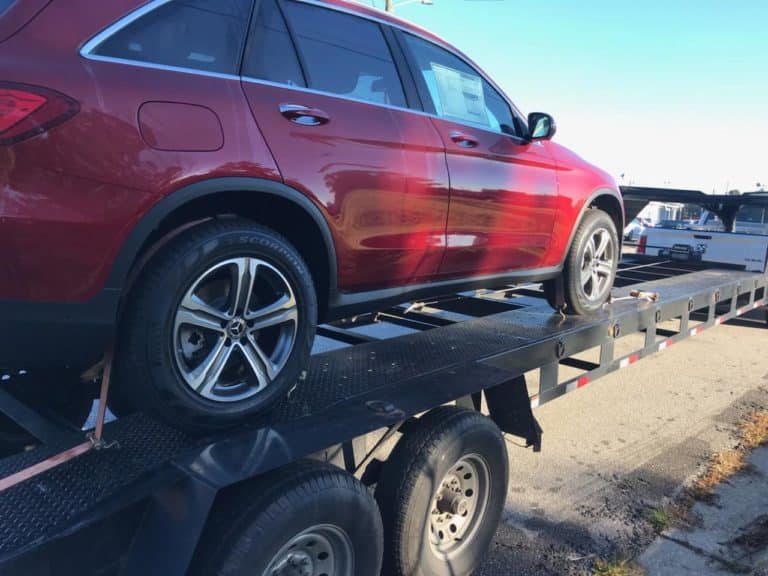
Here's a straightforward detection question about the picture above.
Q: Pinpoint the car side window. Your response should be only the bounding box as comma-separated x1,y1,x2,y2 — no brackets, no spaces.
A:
243,0,305,86
281,1,406,107
402,33,517,136
91,0,252,75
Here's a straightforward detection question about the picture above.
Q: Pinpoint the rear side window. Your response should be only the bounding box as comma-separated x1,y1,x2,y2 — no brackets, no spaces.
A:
243,0,305,86
91,0,253,75
402,33,517,135
281,1,406,107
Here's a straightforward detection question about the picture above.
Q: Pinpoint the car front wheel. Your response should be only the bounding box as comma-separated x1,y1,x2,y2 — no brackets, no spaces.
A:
547,208,619,315
115,218,317,432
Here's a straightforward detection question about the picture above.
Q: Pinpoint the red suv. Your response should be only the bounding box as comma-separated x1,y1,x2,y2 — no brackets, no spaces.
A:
0,0,623,431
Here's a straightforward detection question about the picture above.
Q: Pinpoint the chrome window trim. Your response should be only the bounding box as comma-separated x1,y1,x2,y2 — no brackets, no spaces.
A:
78,0,528,142
79,0,247,80
81,54,243,81
80,0,172,56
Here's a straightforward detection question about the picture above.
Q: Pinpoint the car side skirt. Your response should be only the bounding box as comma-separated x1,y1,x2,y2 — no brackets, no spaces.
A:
326,265,562,320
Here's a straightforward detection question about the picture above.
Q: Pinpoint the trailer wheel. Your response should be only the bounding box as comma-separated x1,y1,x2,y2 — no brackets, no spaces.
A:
375,407,509,576
192,460,383,576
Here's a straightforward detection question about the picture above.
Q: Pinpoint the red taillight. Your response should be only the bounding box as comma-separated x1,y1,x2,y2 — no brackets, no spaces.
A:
0,89,46,131
637,233,647,254
0,82,79,145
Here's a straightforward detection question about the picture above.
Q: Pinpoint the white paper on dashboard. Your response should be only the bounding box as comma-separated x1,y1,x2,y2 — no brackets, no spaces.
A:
430,62,488,126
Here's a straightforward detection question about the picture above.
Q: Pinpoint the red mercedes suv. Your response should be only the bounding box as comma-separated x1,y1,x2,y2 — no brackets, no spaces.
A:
0,0,623,431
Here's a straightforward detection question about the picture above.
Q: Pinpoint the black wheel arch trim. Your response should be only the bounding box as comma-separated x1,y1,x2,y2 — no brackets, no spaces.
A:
560,187,625,265
105,176,340,303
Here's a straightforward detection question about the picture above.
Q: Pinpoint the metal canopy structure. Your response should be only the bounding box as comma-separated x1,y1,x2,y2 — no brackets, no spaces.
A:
621,186,768,231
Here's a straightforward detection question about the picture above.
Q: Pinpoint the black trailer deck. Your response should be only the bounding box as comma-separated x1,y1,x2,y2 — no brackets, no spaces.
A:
0,256,766,575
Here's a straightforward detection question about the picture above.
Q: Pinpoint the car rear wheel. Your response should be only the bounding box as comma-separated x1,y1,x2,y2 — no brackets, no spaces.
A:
115,219,317,432
547,208,618,315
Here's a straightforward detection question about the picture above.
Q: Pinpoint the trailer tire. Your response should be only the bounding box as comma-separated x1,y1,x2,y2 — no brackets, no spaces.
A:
192,460,383,576
375,407,508,576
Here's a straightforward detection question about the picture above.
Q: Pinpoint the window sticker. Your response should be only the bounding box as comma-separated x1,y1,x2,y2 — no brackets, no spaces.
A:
430,62,488,126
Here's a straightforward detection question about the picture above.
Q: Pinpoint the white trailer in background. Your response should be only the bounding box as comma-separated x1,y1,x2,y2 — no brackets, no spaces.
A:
622,188,768,273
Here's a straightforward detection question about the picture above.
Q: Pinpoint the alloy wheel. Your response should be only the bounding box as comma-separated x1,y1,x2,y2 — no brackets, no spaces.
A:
173,257,298,403
579,227,615,302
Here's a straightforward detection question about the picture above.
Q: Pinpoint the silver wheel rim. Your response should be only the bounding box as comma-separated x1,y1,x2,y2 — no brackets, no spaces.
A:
428,454,491,558
263,524,354,576
172,257,298,403
580,227,615,302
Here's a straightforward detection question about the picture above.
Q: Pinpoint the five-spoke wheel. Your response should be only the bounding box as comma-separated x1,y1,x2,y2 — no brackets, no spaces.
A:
174,257,299,403
579,227,615,304
545,208,619,315
115,219,316,432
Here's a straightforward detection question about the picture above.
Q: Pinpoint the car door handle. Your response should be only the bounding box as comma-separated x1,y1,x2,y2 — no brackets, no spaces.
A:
279,104,330,126
449,130,478,148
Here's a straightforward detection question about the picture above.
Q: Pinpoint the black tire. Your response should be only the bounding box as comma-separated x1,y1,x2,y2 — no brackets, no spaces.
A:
555,208,619,315
114,218,317,432
375,407,509,576
105,376,135,419
191,460,384,576
542,277,561,311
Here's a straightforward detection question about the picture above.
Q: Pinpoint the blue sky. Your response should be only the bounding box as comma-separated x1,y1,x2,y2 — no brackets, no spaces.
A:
374,0,767,193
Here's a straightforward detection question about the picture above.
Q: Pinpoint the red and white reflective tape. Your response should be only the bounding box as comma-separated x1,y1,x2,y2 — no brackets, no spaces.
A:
619,353,638,369
689,325,704,337
715,316,724,325
738,302,762,316
658,338,673,351
530,394,540,409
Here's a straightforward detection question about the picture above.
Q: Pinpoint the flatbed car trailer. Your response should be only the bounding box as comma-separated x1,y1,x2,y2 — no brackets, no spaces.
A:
0,255,766,576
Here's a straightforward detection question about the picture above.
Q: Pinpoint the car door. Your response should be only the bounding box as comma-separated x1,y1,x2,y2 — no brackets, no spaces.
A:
239,0,449,292
397,32,560,278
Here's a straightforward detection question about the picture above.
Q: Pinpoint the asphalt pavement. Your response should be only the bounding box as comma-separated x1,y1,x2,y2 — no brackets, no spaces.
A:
475,308,768,575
